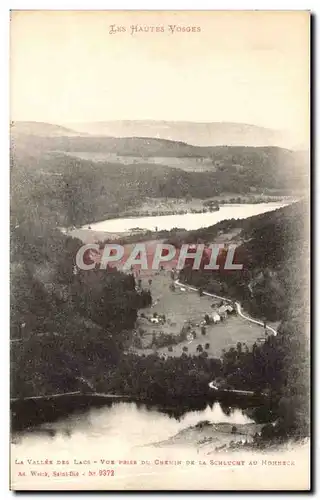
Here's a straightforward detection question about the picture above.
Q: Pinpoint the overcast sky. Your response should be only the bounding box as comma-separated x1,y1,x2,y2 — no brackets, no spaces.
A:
10,10,309,144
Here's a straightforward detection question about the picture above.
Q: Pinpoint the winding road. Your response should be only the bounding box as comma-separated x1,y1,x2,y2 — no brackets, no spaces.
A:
10,391,131,403
11,277,277,401
174,278,277,395
174,279,277,336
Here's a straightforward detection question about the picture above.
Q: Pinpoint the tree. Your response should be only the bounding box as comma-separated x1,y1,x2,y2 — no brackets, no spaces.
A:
136,327,144,337
140,290,152,308
260,423,275,441
133,336,142,349
236,342,242,355
151,332,157,346
197,344,203,353
205,343,210,350
200,351,209,359
201,326,206,336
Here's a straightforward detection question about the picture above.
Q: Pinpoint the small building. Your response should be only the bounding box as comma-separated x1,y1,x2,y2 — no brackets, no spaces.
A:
150,317,159,324
212,313,221,323
218,305,228,314
218,305,228,319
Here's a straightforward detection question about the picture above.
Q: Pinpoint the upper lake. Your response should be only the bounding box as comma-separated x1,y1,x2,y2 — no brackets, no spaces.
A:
85,202,291,233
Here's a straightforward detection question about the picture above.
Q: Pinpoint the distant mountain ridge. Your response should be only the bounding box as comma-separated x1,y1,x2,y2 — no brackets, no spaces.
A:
63,120,305,150
10,121,89,137
10,124,308,171
11,120,307,149
11,119,308,228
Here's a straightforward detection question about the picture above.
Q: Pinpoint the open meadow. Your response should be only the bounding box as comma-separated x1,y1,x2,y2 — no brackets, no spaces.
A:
133,271,266,359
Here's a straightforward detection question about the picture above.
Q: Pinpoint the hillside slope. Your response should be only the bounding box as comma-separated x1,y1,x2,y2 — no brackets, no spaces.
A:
179,201,309,321
11,121,88,137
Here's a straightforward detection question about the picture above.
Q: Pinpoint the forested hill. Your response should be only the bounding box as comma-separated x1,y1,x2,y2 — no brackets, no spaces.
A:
11,146,307,229
12,126,308,171
179,201,309,322
10,220,152,397
11,152,224,227
178,200,309,439
11,120,308,228
167,200,307,247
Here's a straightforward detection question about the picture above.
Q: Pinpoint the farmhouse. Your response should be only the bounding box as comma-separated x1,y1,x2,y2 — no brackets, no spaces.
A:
218,305,228,319
218,305,228,314
212,313,221,323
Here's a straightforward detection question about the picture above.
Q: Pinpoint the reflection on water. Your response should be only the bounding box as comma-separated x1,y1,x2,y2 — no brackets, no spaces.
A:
10,399,310,491
87,203,290,233
13,402,253,452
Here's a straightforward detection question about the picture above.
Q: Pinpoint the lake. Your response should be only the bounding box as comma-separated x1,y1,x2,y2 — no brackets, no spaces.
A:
11,400,308,490
11,400,256,490
12,401,253,451
85,202,291,233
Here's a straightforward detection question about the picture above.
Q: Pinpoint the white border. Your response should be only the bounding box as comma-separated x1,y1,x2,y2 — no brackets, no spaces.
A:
1,1,315,498
4,1,316,9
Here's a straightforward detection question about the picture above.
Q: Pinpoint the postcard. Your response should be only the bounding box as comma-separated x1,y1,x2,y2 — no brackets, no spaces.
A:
10,10,310,491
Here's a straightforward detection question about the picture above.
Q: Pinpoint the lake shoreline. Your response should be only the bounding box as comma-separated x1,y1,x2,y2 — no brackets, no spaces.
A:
65,200,296,244
11,391,270,434
78,201,293,235
117,195,299,220
82,200,296,229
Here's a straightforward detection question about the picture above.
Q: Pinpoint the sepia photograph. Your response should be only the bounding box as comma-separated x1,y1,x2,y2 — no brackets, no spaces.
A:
10,10,310,491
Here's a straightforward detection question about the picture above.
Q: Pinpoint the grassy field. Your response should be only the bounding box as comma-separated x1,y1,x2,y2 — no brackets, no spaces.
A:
62,152,214,171
133,271,265,359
